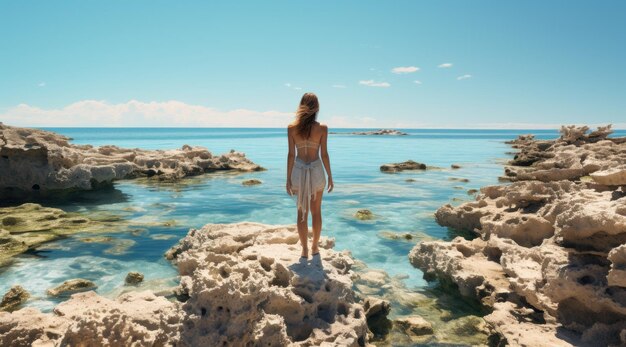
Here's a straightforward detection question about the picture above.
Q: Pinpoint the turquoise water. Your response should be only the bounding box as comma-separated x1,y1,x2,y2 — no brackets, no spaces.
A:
2,128,622,313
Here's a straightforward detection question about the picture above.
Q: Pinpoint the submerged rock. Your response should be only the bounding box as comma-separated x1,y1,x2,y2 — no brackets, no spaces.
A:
242,178,262,186
0,286,30,312
355,209,374,220
46,279,97,297
410,125,626,346
380,160,426,172
0,203,121,264
0,123,263,198
393,315,434,336
125,272,144,285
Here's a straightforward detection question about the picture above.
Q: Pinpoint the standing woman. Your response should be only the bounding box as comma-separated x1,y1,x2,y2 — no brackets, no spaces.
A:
286,92,334,259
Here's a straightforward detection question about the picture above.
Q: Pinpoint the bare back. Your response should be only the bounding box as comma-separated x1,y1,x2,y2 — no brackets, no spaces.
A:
289,122,326,163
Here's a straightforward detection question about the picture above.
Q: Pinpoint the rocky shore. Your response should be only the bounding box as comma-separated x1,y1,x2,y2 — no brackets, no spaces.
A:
0,123,263,199
410,125,626,346
0,222,373,346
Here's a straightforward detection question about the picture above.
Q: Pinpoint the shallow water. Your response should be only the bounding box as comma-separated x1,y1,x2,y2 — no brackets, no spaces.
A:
1,128,623,338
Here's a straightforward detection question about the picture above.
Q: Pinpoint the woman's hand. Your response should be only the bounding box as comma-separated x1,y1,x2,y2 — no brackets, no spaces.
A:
286,180,293,196
327,178,334,193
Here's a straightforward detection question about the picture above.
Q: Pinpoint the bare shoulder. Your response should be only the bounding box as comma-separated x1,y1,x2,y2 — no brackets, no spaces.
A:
319,123,329,133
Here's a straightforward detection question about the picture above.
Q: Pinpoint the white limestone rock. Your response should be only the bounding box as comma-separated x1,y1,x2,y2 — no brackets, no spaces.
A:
167,222,369,347
0,123,263,197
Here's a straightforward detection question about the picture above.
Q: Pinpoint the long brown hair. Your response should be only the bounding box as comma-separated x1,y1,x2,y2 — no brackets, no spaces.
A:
292,92,319,139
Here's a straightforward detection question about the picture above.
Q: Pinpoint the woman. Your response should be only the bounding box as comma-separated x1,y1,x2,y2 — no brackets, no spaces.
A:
286,92,334,259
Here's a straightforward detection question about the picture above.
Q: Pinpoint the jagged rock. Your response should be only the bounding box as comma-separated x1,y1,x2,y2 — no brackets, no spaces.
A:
0,222,373,346
0,123,263,198
125,271,144,285
393,316,434,336
242,179,262,186
590,167,626,186
380,160,426,172
363,297,391,337
411,125,626,345
0,291,181,346
363,297,390,319
355,209,374,220
0,286,29,312
451,164,461,169
46,279,97,297
166,222,369,346
503,125,620,182
608,245,626,287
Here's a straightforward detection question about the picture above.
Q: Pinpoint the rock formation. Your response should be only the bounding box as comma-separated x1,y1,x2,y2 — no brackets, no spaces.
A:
380,160,427,172
0,291,182,347
0,222,372,346
410,125,626,346
0,123,263,198
355,209,374,220
331,129,408,136
166,222,369,346
125,272,145,285
46,279,97,297
0,286,29,312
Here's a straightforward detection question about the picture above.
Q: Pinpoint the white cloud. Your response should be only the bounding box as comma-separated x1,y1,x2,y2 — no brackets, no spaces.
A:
391,66,420,74
359,80,391,88
0,100,294,127
457,74,472,80
284,83,291,87
414,80,422,85
438,63,453,68
293,87,302,90
37,82,46,87
332,84,347,88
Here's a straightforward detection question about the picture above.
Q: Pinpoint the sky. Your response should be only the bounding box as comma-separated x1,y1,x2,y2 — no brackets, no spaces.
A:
1,1,625,128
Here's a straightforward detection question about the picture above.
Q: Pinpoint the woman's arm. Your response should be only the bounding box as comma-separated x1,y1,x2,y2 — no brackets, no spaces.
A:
286,126,295,195
320,125,334,192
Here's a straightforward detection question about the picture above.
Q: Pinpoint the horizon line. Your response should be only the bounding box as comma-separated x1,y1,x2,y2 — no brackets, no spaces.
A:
20,125,626,131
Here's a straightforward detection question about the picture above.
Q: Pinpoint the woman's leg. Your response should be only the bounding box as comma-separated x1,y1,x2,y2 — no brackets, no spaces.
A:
310,191,323,254
297,208,309,257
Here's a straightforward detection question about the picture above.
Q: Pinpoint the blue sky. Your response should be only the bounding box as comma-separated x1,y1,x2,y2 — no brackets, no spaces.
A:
1,1,625,128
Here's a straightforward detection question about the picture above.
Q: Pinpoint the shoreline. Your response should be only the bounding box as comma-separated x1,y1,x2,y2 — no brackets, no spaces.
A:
410,125,626,346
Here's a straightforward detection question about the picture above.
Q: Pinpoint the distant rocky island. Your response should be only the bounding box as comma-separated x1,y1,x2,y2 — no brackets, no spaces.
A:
330,129,408,136
410,124,626,346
